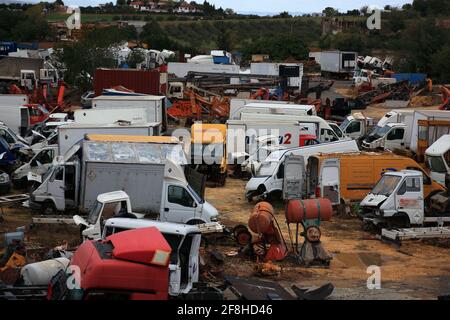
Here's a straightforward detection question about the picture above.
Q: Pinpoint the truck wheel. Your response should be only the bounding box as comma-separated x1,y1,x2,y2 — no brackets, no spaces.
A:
41,201,56,215
187,219,205,225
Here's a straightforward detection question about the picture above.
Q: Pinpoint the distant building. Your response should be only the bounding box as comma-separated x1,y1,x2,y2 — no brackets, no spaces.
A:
321,17,360,36
175,1,201,13
129,1,144,10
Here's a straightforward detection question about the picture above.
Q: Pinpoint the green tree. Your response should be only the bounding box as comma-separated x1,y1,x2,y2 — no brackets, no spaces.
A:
431,45,450,83
57,26,132,92
322,7,339,17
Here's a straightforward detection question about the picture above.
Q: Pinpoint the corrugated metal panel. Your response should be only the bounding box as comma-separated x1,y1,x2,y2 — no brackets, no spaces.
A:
94,68,161,97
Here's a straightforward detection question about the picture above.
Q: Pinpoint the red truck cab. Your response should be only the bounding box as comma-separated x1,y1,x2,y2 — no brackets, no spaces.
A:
25,104,50,125
300,134,319,146
66,227,171,300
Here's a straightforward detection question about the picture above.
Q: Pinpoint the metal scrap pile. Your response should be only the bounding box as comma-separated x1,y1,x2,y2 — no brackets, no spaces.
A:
354,80,413,107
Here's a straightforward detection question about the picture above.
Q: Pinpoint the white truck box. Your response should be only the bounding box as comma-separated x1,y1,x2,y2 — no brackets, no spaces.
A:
250,62,303,90
58,122,161,156
0,105,29,134
230,102,315,120
320,51,357,74
91,95,165,126
0,94,28,106
74,107,153,125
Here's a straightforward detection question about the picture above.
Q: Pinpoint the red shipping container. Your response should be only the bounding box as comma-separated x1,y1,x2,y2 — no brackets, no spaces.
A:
94,68,161,97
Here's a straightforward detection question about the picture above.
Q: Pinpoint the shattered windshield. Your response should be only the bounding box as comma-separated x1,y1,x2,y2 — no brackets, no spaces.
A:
366,125,391,142
372,175,401,196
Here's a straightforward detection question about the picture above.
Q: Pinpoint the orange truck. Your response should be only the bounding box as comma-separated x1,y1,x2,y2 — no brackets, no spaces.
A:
306,152,444,206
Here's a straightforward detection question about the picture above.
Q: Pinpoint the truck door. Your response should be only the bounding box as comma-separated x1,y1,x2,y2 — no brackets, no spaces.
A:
345,120,362,139
164,185,197,223
47,166,65,211
20,107,30,136
384,127,405,150
283,155,305,200
395,176,424,225
320,158,341,204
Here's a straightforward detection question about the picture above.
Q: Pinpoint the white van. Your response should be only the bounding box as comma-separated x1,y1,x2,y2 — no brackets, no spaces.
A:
426,134,450,186
245,140,359,201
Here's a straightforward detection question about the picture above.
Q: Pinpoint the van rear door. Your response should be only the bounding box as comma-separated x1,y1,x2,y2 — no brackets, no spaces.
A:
283,155,305,200
320,158,340,204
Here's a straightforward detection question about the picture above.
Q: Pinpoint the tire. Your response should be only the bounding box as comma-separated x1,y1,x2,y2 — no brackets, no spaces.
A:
187,219,205,225
41,200,56,215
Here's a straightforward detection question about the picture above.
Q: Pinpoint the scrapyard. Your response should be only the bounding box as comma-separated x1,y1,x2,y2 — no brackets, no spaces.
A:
0,0,450,305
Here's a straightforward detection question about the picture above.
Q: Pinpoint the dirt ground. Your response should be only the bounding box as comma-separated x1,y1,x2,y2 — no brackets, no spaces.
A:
204,178,450,300
1,178,450,299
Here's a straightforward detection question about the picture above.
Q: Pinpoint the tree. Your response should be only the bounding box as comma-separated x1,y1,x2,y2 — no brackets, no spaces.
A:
141,20,177,50
243,34,308,62
322,7,339,17
57,26,132,92
216,25,234,51
431,45,450,83
116,0,126,5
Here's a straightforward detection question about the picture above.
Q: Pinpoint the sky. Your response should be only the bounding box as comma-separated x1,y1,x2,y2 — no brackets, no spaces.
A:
23,0,413,14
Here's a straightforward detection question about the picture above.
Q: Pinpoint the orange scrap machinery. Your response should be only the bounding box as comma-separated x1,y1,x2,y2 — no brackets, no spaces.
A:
167,89,230,121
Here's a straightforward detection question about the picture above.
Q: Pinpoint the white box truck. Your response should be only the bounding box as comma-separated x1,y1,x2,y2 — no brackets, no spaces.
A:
320,51,357,76
74,107,154,125
0,105,30,135
0,94,28,106
230,102,316,120
227,115,341,163
91,95,167,131
30,135,218,224
229,98,292,120
57,122,161,156
250,62,304,90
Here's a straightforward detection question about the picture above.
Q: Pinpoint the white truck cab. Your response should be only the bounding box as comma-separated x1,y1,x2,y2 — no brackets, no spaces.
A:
426,135,450,186
12,145,58,187
362,123,406,150
101,218,201,297
74,188,218,241
339,113,374,140
245,140,359,201
360,170,450,227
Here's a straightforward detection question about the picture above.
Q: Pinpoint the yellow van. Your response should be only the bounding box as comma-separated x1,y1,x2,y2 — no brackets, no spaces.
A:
306,152,444,205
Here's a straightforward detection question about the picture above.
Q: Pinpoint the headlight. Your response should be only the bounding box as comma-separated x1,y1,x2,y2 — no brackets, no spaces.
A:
0,174,9,183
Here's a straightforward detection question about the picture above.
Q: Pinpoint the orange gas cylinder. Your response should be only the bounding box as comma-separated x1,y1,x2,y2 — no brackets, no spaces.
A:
285,198,332,223
248,202,274,235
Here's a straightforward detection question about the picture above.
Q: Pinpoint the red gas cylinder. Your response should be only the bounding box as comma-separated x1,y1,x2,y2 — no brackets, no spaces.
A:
248,202,274,234
285,198,332,223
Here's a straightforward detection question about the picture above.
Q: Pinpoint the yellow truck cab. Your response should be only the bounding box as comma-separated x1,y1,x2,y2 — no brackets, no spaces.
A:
306,152,444,206
191,123,227,185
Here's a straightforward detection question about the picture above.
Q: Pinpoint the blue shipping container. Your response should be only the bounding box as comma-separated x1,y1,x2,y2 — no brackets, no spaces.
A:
392,73,427,85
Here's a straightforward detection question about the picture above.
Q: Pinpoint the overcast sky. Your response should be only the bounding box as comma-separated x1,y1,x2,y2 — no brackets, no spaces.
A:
26,0,413,13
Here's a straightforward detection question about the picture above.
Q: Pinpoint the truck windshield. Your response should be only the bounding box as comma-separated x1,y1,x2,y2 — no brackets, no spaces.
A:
428,156,448,173
339,118,351,131
371,175,401,196
191,143,224,165
366,125,391,142
255,161,278,177
187,184,204,204
87,201,103,225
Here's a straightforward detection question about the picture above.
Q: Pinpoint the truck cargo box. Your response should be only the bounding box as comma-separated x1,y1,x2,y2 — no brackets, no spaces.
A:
58,123,161,156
